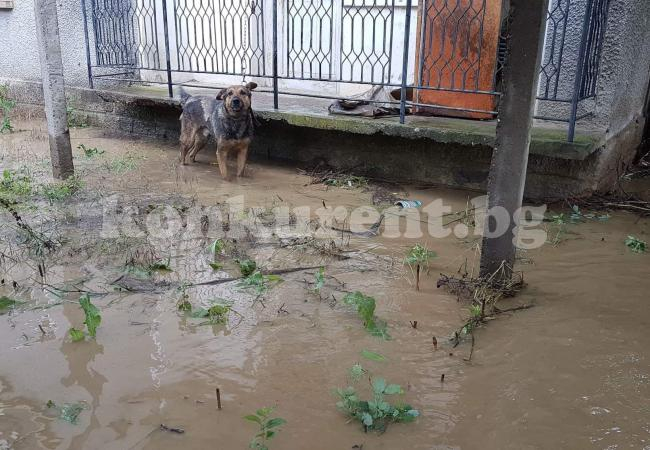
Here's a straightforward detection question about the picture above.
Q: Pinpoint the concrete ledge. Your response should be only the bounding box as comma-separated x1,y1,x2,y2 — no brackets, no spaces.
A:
2,78,613,199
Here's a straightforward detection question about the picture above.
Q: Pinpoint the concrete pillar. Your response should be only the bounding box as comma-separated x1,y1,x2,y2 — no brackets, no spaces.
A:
34,0,74,179
479,0,548,278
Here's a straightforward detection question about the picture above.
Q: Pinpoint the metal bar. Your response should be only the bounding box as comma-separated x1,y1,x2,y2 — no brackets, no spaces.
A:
399,0,412,124
272,0,279,109
80,0,94,88
161,0,174,98
568,0,595,142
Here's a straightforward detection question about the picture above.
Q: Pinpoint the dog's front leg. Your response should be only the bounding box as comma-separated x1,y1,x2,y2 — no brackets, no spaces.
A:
236,142,250,178
216,142,229,179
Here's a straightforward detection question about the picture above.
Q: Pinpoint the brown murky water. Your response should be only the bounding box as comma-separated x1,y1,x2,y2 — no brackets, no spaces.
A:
1,122,649,450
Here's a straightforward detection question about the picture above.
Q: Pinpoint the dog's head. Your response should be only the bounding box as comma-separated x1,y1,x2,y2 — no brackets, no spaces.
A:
217,82,257,116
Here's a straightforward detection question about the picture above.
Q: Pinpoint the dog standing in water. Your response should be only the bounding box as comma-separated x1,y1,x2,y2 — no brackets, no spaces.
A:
178,82,257,179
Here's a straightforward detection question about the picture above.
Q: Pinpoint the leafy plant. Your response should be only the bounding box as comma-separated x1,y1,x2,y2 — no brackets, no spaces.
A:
46,400,88,424
335,372,419,432
0,84,15,133
343,291,390,339
349,363,366,382
0,168,33,201
209,262,223,271
469,304,482,318
68,327,85,342
66,105,88,128
238,271,282,295
209,238,225,257
40,176,83,202
77,144,104,158
244,407,286,450
149,258,172,272
404,244,437,291
361,350,386,362
69,294,101,341
311,266,325,296
190,302,231,324
237,259,257,277
625,235,647,253
324,175,368,189
104,154,142,174
0,296,22,315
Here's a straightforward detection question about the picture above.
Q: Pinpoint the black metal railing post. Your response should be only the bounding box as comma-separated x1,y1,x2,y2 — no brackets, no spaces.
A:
161,0,174,98
399,0,413,124
272,0,279,109
568,0,595,142
80,0,94,89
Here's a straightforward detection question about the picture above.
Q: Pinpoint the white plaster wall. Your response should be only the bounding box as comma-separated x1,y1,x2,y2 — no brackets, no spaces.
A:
0,0,90,86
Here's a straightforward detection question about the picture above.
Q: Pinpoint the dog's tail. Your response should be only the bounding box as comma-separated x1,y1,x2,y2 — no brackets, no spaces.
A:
178,87,191,106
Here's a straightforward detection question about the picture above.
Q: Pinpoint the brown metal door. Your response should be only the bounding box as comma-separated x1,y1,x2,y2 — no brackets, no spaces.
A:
414,0,503,119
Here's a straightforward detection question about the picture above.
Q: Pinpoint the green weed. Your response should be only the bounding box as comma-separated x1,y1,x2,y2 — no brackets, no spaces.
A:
40,175,83,202
0,168,33,201
66,105,88,128
190,302,232,324
625,235,647,253
0,84,15,133
237,259,257,277
343,291,390,339
104,154,143,174
335,371,419,432
0,296,22,315
311,266,325,296
77,144,104,158
46,400,89,424
404,244,436,291
244,407,286,450
68,294,101,341
324,175,368,189
238,270,283,295
361,350,386,362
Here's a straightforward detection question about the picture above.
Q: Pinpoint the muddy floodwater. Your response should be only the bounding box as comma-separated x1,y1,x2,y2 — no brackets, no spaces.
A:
1,122,649,450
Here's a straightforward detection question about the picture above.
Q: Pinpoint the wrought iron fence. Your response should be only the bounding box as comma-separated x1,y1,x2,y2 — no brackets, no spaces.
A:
81,0,611,142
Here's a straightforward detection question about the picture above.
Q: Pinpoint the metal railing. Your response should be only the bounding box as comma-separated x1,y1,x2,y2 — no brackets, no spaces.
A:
81,0,611,142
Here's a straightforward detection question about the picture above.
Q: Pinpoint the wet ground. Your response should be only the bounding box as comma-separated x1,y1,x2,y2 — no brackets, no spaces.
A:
1,121,649,450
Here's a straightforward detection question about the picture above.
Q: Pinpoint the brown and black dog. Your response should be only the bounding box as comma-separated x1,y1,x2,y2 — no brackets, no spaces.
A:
178,82,257,179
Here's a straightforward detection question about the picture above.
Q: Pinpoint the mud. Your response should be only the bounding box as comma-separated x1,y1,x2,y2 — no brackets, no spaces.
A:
1,121,649,450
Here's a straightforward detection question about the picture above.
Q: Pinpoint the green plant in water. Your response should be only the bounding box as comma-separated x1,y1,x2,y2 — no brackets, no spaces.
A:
238,270,283,295
66,105,88,128
77,144,104,158
190,302,232,324
0,296,22,315
104,154,142,173
244,407,286,450
404,244,437,291
46,400,88,424
0,84,15,133
324,175,368,189
237,258,257,277
343,291,390,339
40,175,83,202
311,266,325,297
625,235,647,253
68,294,101,341
335,371,419,432
209,238,225,257
360,350,386,362
0,168,33,201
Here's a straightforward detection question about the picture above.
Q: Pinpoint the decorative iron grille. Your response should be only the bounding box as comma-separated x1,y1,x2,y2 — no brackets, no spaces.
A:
81,0,611,141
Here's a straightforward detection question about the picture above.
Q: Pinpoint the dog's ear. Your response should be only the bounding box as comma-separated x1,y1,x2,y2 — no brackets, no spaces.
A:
245,82,258,91
216,88,227,100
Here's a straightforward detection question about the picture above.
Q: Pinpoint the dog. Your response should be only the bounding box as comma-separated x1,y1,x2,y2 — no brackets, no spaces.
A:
178,82,257,179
